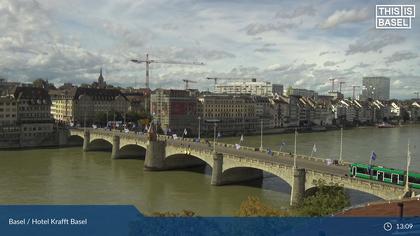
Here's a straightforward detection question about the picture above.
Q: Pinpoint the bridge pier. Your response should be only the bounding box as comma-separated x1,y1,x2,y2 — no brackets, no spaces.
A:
82,130,90,152
144,140,166,170
211,153,223,186
290,168,306,206
111,135,120,159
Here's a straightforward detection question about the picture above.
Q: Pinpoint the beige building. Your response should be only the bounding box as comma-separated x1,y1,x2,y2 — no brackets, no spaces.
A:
198,94,257,135
0,96,19,142
51,87,129,125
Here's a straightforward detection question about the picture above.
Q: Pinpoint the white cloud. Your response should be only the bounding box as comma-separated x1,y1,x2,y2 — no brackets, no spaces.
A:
320,8,370,29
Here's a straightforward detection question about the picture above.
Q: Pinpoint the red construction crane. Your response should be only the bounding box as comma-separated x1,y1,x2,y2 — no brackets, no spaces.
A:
131,54,205,88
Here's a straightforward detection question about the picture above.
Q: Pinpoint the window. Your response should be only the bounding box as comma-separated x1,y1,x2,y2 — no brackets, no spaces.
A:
384,172,391,179
408,176,420,184
356,167,369,175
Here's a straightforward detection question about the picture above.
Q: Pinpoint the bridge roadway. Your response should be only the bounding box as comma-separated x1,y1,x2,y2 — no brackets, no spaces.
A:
68,128,415,205
165,136,349,177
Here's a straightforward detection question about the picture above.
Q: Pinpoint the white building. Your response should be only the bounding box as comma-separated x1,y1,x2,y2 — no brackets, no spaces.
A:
215,79,283,96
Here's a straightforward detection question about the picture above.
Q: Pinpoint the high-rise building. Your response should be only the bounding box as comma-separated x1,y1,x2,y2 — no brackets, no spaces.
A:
215,79,283,96
361,77,390,101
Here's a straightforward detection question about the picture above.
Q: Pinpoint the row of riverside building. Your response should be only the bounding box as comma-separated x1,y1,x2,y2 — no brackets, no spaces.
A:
150,88,420,136
1,73,419,146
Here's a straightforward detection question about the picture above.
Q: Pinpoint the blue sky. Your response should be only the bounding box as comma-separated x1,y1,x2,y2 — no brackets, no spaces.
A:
0,0,419,98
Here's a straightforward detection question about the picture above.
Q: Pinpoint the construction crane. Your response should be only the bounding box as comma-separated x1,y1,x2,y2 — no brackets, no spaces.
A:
183,79,197,90
206,77,219,92
329,78,336,92
414,92,419,99
130,54,205,89
351,85,360,100
338,81,346,93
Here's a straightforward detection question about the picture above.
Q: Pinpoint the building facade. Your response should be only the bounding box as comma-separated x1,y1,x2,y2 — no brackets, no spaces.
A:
361,77,390,101
150,89,198,135
215,79,283,96
198,94,257,136
50,87,129,125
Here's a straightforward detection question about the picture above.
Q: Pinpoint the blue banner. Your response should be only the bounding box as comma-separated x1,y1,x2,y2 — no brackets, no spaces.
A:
0,206,419,236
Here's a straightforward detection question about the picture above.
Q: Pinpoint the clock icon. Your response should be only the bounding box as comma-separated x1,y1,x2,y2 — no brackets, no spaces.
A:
384,222,393,232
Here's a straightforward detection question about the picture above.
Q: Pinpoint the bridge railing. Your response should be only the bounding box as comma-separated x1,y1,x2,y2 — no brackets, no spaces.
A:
72,128,351,166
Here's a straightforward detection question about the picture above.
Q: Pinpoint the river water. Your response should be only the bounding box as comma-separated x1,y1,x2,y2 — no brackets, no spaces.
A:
0,125,418,216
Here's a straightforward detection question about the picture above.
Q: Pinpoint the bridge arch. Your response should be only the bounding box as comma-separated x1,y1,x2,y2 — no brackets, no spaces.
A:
67,135,84,146
304,173,404,201
222,158,294,187
119,144,147,159
89,138,113,151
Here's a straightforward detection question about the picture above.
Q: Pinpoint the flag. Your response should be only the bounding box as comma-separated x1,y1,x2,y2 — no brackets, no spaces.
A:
267,148,273,156
217,132,221,138
407,148,411,167
183,128,188,136
370,151,377,161
280,141,286,147
235,144,241,150
240,134,244,143
312,144,317,153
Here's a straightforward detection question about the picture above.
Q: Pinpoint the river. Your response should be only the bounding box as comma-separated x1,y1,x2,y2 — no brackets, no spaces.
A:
0,125,418,216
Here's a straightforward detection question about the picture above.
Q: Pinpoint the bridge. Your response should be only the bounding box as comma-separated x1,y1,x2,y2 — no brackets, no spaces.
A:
68,128,413,206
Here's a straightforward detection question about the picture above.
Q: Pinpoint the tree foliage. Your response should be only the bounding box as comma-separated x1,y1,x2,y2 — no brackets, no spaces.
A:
294,180,350,216
151,210,196,217
237,196,290,217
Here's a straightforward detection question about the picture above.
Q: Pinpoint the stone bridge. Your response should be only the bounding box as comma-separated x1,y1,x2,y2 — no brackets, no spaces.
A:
69,128,411,206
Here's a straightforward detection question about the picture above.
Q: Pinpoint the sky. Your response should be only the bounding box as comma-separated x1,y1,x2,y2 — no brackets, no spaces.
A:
0,0,419,99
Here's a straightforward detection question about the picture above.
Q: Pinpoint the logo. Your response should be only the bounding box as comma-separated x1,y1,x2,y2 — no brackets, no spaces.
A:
376,5,415,29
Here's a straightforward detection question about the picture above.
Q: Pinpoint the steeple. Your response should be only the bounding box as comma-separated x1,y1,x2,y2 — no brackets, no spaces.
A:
97,67,106,89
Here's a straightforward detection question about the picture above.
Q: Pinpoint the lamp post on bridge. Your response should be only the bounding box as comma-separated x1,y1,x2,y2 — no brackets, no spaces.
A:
198,116,201,141
339,126,343,163
260,119,263,150
205,119,220,154
293,128,297,168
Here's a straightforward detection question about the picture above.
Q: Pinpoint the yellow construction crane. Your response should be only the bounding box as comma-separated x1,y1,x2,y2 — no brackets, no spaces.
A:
130,54,205,88
183,79,197,90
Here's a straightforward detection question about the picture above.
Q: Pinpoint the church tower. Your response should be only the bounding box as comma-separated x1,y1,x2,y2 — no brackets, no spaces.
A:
98,67,106,89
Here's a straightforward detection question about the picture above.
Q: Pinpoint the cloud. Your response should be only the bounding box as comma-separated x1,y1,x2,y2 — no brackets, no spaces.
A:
275,5,315,19
345,32,405,55
320,8,370,29
323,60,345,67
319,51,338,56
244,22,297,35
385,51,418,64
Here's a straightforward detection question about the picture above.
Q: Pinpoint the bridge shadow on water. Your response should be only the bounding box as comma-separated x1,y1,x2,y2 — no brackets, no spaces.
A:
225,172,292,195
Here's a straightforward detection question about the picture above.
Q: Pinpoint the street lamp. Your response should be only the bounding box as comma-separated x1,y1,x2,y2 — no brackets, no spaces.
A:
293,128,297,168
260,119,263,150
339,126,343,163
198,116,201,140
205,119,220,153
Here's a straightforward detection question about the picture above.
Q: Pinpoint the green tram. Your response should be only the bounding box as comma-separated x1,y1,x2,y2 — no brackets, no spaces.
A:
349,163,420,189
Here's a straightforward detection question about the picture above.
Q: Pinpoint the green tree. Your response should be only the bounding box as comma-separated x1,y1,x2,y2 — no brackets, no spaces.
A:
151,210,195,217
286,86,293,96
295,180,350,216
94,112,108,125
237,196,290,217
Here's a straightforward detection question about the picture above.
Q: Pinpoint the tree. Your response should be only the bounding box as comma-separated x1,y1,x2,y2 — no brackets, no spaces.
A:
32,78,56,90
151,210,195,217
237,196,290,217
94,112,108,125
286,86,293,96
294,180,350,216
